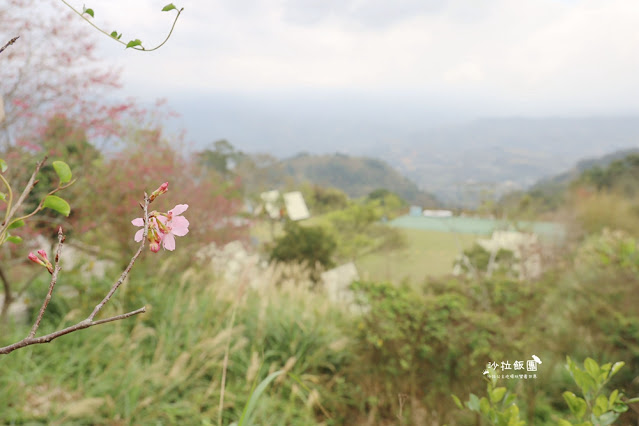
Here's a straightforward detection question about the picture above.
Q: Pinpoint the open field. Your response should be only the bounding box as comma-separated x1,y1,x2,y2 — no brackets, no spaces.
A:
356,228,478,282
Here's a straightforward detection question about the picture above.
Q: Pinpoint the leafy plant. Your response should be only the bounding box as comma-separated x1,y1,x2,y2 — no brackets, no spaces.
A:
452,369,525,426
559,357,639,425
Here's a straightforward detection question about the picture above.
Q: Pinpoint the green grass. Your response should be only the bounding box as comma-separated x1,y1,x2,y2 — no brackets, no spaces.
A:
0,258,353,425
356,228,478,282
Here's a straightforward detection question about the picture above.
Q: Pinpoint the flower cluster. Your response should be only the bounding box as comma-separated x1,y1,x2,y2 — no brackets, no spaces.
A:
130,182,189,253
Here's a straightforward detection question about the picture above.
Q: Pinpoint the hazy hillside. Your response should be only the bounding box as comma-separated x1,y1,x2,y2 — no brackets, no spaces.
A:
279,153,439,206
500,148,639,215
380,117,639,206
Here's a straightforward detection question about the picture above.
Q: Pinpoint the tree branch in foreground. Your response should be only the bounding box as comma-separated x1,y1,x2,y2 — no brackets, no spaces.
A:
0,194,151,355
0,36,19,55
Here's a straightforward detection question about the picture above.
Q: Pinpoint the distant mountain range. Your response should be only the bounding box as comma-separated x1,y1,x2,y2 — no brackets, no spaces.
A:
376,116,639,206
196,111,639,208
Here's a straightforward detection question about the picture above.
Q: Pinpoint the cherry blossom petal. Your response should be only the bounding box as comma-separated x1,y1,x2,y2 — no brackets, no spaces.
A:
134,229,144,242
171,216,190,236
169,204,188,216
162,233,176,251
131,217,144,226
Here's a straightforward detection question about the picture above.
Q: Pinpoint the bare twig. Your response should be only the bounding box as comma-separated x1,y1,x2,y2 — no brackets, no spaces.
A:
0,194,151,355
0,37,19,55
0,156,47,238
0,265,12,319
88,193,149,321
0,307,145,355
27,228,64,338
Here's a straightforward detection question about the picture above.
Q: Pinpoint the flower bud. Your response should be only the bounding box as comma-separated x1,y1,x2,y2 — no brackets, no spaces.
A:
28,252,44,266
149,181,169,202
28,251,54,274
149,240,161,253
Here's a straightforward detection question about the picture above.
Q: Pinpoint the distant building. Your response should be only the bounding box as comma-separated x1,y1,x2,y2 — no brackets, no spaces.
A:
283,191,310,221
423,209,453,218
259,190,281,219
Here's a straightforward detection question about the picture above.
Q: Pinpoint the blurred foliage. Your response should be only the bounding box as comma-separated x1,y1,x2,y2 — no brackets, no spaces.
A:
268,221,337,281
455,243,517,278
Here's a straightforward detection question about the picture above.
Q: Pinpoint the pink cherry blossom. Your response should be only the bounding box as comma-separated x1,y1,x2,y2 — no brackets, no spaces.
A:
131,217,147,243
156,204,189,251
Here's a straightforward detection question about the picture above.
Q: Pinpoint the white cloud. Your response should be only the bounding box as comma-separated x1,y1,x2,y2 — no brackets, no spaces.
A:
59,0,639,113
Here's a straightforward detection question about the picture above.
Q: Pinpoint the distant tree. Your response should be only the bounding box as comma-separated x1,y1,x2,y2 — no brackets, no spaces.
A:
0,0,133,149
306,184,350,214
197,139,242,178
269,221,336,280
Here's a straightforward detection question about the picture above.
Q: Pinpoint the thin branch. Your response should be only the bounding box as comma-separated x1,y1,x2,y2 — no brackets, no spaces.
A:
0,173,14,227
58,1,183,52
0,307,145,355
7,178,77,230
27,228,64,338
0,193,152,355
0,264,12,319
0,156,47,239
88,193,149,321
0,37,19,55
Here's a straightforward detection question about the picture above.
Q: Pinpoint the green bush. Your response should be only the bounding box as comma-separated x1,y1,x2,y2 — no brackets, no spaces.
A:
268,221,337,280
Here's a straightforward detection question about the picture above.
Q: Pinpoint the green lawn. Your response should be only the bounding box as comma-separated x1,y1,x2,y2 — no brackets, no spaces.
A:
355,228,478,283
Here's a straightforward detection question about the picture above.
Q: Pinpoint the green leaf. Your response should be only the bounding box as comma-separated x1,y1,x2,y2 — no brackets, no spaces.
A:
8,219,24,229
626,397,639,403
556,420,573,426
467,393,480,412
563,391,587,419
490,387,507,404
609,390,619,408
237,370,283,426
6,235,22,244
111,31,118,38
597,411,620,425
584,358,600,380
162,3,177,11
609,362,624,379
43,195,71,217
451,394,463,410
479,397,491,415
0,192,6,201
593,394,609,416
52,161,72,184
83,7,94,18
0,158,7,173
126,39,142,49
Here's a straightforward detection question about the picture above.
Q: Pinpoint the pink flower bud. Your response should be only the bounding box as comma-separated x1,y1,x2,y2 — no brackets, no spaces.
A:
149,240,161,253
28,251,53,274
28,252,43,265
149,181,169,202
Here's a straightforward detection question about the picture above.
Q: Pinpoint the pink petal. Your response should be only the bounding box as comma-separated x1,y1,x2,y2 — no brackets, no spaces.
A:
171,216,190,236
169,204,188,216
131,218,144,226
162,233,176,251
134,229,144,242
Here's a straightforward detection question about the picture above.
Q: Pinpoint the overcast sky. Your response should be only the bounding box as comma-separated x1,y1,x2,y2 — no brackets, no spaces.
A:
55,0,639,153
